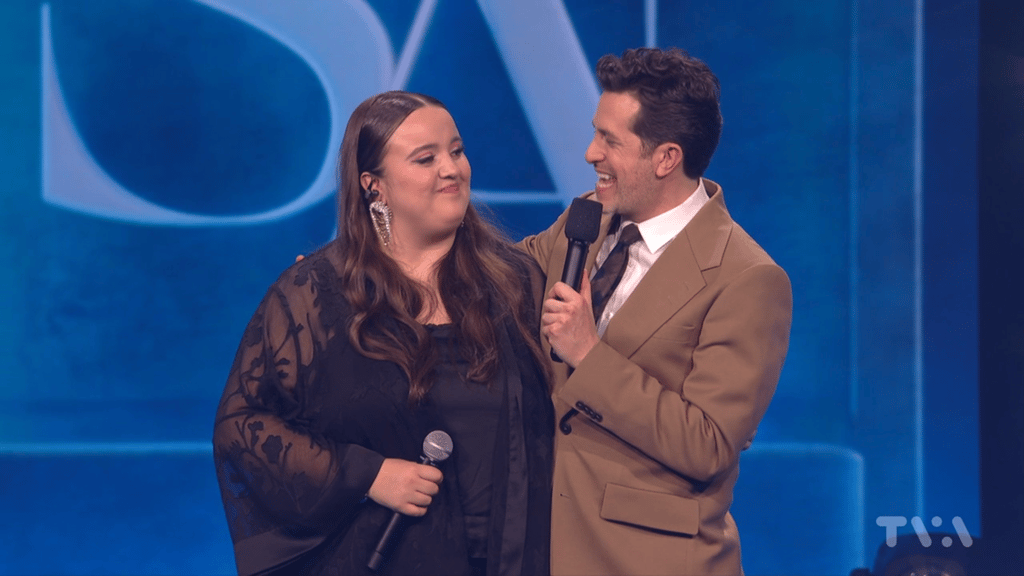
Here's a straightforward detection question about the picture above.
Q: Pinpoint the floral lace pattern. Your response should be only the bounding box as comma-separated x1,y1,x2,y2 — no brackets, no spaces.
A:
213,242,553,576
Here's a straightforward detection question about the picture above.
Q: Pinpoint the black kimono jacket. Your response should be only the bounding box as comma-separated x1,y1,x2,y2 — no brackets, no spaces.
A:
213,243,553,576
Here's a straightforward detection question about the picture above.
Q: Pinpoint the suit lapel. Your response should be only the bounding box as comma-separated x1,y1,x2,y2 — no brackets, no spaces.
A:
603,182,733,359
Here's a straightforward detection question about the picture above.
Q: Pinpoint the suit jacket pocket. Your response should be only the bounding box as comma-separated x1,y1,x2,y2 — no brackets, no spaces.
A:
599,483,699,536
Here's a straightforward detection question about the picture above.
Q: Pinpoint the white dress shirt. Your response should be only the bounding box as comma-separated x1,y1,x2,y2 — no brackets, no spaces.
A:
593,179,710,336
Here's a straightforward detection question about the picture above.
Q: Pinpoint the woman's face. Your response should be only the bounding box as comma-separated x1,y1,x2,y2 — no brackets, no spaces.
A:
366,105,471,247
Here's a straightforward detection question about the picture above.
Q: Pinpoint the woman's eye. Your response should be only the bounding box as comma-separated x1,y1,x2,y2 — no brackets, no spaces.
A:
414,155,434,165
451,146,465,158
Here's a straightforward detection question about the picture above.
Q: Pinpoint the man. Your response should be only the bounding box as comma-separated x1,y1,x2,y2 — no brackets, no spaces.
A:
520,47,792,575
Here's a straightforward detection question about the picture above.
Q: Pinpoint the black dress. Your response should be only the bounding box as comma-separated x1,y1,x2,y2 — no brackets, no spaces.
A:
212,242,553,576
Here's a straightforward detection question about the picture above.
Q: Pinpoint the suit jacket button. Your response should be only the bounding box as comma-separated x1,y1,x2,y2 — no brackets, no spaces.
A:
559,408,578,434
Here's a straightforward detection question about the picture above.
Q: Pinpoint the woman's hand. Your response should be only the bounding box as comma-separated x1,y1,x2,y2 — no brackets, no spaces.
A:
367,458,443,516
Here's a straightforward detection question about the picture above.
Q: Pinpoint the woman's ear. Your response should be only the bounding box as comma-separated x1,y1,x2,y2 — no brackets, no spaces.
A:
360,172,379,199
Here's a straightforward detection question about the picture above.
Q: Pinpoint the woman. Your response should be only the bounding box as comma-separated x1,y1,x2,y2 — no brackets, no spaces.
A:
213,91,553,575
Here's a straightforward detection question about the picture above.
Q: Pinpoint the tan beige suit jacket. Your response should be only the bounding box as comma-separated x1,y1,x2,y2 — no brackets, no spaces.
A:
519,180,792,575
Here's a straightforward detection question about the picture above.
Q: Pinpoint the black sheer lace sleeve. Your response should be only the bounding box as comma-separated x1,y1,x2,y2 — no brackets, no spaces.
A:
213,261,385,545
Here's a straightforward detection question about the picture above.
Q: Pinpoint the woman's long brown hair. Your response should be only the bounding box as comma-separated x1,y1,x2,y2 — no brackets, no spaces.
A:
335,91,548,403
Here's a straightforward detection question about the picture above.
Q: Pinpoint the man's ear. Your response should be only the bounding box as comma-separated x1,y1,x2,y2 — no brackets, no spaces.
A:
652,143,683,178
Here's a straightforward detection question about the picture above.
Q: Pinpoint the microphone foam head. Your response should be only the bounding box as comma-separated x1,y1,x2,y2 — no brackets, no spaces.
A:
423,430,453,463
564,198,603,243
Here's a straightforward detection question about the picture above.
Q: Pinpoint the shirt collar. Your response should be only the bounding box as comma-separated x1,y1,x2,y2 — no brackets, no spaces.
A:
618,178,710,253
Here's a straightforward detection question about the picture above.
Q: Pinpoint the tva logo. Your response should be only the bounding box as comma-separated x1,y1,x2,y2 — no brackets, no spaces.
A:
875,516,973,548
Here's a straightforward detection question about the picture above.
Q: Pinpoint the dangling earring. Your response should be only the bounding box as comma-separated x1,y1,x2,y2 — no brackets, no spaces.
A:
368,192,392,246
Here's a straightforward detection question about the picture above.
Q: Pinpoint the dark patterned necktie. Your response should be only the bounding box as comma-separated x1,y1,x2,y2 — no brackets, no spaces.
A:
590,223,642,323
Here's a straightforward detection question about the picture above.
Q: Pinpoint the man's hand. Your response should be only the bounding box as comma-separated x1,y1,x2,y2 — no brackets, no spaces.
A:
541,270,601,368
367,458,443,516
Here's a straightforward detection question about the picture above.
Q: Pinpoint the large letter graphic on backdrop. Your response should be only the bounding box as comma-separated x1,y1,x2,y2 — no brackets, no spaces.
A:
473,0,598,207
41,0,598,224
40,0,393,225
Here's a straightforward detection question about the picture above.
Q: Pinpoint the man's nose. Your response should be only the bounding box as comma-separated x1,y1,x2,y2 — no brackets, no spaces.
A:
584,139,602,164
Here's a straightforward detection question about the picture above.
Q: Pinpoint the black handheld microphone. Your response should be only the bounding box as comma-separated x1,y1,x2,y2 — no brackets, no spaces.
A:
551,198,603,362
367,430,454,572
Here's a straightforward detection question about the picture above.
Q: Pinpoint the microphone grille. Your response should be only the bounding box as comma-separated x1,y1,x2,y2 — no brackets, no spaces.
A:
564,198,603,242
423,430,453,463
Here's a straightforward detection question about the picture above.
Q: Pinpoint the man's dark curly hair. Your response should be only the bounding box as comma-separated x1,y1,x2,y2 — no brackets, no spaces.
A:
595,47,722,178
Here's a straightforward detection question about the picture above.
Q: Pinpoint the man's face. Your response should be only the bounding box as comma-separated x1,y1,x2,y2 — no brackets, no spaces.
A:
584,91,660,222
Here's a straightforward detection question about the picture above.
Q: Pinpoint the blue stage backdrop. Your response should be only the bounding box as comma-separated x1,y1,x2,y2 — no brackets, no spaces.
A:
0,1,980,574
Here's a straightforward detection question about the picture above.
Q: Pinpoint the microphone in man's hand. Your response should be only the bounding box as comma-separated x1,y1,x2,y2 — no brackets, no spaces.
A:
367,430,454,572
552,197,603,362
